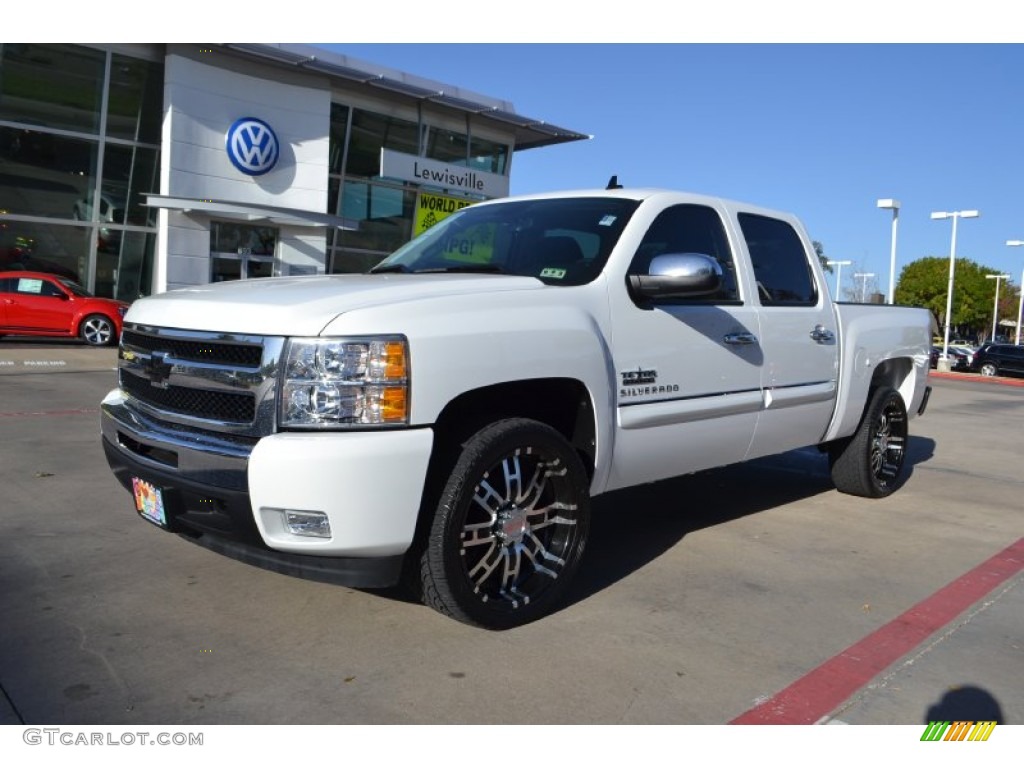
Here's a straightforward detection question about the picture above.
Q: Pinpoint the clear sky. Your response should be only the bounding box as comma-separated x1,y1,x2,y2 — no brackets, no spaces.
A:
322,42,1024,301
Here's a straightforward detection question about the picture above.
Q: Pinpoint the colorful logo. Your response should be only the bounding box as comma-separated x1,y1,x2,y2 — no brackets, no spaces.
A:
920,721,996,741
226,117,279,176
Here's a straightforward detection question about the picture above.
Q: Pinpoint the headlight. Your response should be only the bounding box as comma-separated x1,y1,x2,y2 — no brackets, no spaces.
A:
280,336,409,428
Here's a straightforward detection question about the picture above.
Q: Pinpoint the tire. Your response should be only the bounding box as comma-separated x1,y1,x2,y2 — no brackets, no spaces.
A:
979,362,997,377
419,418,590,629
79,314,116,346
829,387,909,498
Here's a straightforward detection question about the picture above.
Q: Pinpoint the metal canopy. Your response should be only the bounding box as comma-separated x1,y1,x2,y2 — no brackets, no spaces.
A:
145,195,358,230
220,43,592,151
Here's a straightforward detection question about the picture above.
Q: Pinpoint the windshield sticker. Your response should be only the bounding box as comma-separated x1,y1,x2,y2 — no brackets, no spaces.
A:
598,215,618,227
539,267,567,280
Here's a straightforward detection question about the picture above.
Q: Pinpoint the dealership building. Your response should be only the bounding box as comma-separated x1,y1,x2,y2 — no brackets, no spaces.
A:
0,43,588,300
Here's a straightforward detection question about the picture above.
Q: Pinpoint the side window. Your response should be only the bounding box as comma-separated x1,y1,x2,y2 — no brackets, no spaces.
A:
738,213,818,306
0,278,14,293
15,277,62,297
627,204,739,302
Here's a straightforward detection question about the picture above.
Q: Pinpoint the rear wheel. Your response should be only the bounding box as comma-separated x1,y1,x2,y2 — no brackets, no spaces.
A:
829,387,908,498
420,418,590,629
79,314,116,346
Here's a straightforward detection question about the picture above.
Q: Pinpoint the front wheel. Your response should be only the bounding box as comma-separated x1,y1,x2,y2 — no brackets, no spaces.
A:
979,362,998,377
79,314,116,346
420,418,590,629
829,387,909,498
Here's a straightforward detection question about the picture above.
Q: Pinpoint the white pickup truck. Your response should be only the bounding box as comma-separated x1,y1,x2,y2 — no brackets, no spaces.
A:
101,188,932,629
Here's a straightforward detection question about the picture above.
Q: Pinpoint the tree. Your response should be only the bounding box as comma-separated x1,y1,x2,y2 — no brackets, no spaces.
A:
894,256,1012,340
814,241,832,274
843,266,880,303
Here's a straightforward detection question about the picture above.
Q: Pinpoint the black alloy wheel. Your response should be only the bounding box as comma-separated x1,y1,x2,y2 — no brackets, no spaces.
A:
420,418,590,629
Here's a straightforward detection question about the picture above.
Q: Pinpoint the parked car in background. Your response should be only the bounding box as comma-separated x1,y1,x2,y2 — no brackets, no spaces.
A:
971,343,1024,378
930,345,969,370
0,270,128,346
948,345,974,370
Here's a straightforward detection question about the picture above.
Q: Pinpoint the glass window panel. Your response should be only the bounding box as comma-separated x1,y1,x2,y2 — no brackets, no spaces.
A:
105,229,155,301
247,259,273,279
0,131,98,219
337,181,414,254
0,44,105,134
426,127,468,165
210,222,277,256
739,213,817,306
328,175,342,217
0,219,92,283
345,109,420,178
328,103,350,175
102,144,160,226
469,136,508,174
212,255,242,283
106,53,164,143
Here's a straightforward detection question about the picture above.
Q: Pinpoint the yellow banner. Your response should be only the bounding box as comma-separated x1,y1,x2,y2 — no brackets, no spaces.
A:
413,192,475,237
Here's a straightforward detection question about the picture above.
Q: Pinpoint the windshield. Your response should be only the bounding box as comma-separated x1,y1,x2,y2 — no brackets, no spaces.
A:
371,197,640,286
56,279,92,297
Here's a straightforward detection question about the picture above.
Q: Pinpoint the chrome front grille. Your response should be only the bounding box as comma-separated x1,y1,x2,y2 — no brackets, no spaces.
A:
118,324,285,437
120,328,264,367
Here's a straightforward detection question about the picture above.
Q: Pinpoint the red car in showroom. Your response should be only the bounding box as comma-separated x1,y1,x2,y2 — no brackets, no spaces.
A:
0,270,129,346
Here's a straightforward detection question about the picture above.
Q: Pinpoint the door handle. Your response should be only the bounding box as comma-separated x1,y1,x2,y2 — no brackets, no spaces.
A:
810,325,835,343
724,332,758,345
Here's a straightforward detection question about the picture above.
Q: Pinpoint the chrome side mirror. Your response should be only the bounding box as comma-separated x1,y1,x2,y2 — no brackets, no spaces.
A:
628,252,723,300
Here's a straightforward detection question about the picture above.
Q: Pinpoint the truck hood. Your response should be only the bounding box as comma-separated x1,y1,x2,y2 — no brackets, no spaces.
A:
125,273,545,336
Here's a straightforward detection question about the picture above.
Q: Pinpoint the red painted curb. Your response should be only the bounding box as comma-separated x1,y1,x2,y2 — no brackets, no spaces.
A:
929,370,1024,387
730,537,1024,725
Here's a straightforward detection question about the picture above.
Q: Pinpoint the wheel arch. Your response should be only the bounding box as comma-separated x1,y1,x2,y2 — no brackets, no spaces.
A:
822,353,924,444
405,378,597,570
869,356,915,410
430,377,597,481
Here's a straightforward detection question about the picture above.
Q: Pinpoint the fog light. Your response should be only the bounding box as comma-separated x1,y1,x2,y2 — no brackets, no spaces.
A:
283,509,331,538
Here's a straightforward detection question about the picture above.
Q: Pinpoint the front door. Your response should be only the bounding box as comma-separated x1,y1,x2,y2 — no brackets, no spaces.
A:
7,275,75,332
210,222,277,282
606,203,763,491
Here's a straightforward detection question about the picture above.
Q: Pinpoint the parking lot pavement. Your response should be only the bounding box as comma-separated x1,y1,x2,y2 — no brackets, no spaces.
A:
0,359,1022,731
0,339,117,376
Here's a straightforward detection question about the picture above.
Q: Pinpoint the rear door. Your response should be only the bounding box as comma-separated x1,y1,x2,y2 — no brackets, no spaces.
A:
735,211,839,459
1003,345,1024,375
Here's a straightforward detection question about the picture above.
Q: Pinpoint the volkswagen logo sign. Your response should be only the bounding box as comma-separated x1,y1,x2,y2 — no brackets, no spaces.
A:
225,117,279,176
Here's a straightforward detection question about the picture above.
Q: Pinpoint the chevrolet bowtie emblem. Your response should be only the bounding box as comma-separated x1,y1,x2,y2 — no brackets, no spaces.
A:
145,350,173,389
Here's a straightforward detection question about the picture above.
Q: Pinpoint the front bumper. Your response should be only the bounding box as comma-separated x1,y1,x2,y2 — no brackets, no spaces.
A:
100,388,434,588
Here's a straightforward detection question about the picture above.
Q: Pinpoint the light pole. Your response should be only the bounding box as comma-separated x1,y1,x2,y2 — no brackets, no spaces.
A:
985,273,1010,343
877,199,900,303
1007,240,1024,346
931,209,979,371
853,272,875,303
826,259,852,299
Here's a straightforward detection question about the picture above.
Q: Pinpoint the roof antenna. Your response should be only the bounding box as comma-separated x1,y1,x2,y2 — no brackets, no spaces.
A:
606,175,623,190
